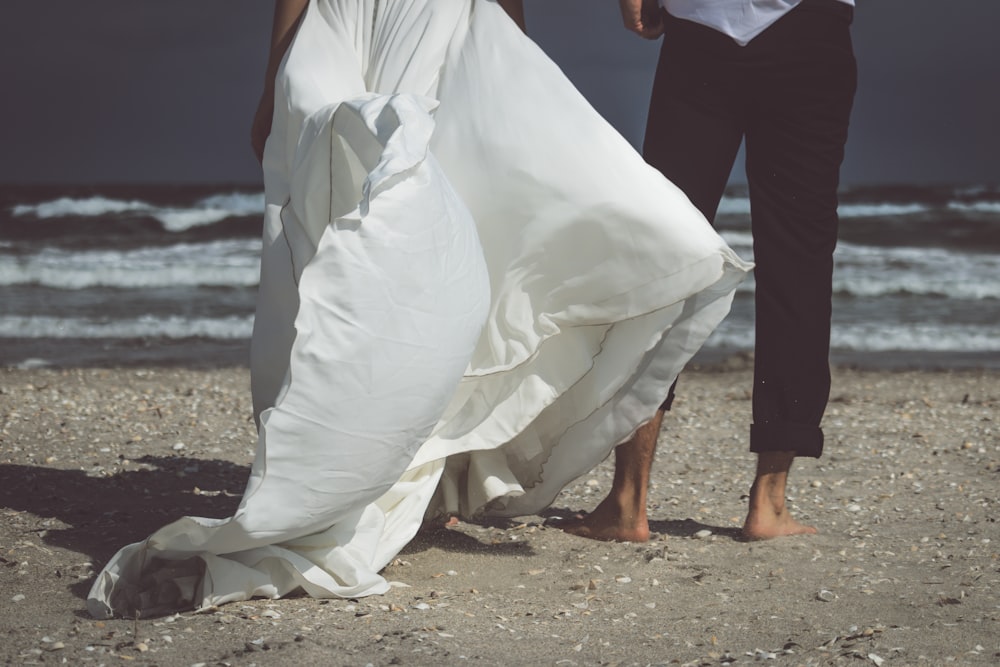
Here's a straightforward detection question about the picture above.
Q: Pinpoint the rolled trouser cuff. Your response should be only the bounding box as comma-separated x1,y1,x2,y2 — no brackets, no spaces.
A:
750,423,824,458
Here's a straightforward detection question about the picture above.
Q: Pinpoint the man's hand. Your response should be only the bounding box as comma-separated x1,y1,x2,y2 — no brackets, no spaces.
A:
619,0,664,39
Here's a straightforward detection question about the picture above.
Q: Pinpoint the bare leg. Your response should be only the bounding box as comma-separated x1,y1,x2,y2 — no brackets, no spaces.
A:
741,450,817,540
557,410,663,542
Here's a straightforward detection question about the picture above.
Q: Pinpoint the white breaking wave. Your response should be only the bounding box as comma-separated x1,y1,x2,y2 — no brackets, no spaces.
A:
833,241,1000,299
9,192,265,232
717,239,1000,299
0,314,254,339
12,196,149,218
154,193,266,232
196,193,265,214
715,199,932,219
948,201,1000,214
0,239,262,288
705,319,1000,353
833,275,1000,300
830,323,1000,352
837,203,930,218
154,209,236,231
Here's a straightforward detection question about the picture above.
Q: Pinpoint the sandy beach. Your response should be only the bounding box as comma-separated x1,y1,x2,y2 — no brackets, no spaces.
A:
1,362,998,666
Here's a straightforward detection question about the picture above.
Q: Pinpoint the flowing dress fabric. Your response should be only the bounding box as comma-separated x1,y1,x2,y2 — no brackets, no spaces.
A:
87,0,751,619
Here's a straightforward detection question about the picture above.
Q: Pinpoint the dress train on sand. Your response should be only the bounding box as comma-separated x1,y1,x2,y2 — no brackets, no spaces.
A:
87,0,750,618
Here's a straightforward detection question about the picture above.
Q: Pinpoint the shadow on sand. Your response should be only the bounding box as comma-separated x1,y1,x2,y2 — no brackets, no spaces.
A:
542,507,745,541
1,457,248,601
0,458,540,604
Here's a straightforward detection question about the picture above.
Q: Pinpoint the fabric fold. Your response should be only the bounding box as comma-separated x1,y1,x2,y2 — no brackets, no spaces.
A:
88,88,490,619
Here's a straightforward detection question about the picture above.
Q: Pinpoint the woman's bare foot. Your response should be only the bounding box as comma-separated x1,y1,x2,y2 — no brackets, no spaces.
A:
554,496,651,543
555,414,662,543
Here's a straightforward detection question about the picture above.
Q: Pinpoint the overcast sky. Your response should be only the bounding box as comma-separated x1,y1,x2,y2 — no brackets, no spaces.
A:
1,1,998,186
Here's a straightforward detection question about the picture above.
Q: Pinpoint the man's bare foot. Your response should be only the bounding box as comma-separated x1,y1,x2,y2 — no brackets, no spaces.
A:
554,496,650,543
741,451,817,540
741,495,817,540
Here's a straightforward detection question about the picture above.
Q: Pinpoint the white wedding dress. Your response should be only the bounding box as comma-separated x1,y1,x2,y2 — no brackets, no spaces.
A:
87,0,751,619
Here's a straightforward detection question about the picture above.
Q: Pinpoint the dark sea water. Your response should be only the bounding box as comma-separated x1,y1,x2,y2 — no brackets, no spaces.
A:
1,183,997,369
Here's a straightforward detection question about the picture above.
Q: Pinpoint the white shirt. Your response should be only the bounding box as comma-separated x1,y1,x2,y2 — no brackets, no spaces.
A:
661,0,856,46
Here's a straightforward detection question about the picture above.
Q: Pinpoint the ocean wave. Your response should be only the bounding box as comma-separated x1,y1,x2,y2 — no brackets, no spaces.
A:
948,201,1000,214
730,275,1000,299
0,314,254,339
154,192,265,232
834,242,1000,293
837,203,930,218
717,230,753,250
716,196,751,216
834,323,1000,352
12,196,149,219
154,208,239,231
954,185,1000,197
717,237,1000,299
705,320,1000,353
0,240,261,288
831,277,1000,300
715,199,934,219
9,192,265,232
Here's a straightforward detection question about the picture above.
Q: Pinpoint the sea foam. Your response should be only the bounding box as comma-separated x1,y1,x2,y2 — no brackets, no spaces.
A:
12,196,149,219
0,240,262,289
948,201,1000,214
705,319,1000,353
0,314,254,339
10,192,265,232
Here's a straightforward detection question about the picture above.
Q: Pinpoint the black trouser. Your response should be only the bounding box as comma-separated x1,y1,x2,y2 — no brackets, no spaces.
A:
647,0,857,458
